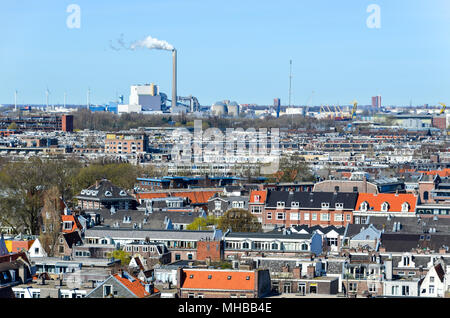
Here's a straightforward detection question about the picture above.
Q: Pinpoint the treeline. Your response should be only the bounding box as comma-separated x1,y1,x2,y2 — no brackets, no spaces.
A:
72,109,336,131
0,158,156,235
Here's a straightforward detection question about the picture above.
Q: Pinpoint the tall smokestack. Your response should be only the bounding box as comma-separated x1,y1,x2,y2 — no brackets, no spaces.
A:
172,49,177,112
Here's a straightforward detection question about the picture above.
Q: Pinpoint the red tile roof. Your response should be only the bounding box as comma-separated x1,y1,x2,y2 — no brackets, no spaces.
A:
171,191,219,205
135,190,219,205
419,168,450,177
355,193,417,213
61,215,83,233
181,269,255,291
113,273,159,298
249,190,267,204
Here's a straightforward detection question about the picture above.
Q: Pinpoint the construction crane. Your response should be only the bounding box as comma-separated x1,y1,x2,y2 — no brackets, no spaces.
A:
439,102,446,115
350,100,358,118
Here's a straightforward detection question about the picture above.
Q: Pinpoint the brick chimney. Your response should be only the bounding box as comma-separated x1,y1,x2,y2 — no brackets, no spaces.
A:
293,266,301,279
306,265,315,279
282,264,290,273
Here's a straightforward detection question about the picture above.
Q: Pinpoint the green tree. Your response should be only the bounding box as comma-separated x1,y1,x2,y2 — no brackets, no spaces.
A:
187,215,219,230
107,250,131,266
217,208,262,233
7,122,17,130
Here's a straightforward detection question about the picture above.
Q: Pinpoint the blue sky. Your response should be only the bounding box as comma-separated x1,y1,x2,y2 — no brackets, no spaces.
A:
1,0,450,106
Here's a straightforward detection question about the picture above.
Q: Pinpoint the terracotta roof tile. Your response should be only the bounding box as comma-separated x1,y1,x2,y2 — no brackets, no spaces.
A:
113,273,157,298
181,269,255,291
355,193,417,213
249,190,267,204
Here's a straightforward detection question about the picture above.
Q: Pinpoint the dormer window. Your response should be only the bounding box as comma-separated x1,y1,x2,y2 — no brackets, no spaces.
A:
254,195,260,203
277,201,285,208
119,190,127,196
381,202,389,212
321,202,330,209
105,191,112,197
360,202,368,212
291,201,299,208
401,202,410,212
335,203,344,210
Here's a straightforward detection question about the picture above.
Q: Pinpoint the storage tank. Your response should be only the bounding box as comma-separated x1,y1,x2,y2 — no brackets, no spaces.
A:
211,101,228,116
227,101,240,117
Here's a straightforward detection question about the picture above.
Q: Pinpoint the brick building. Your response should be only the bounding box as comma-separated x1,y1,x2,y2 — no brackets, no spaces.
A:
263,191,358,228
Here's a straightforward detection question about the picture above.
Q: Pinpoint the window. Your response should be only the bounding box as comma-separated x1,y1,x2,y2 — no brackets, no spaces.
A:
246,276,250,280
321,202,330,209
304,213,310,221
188,293,195,298
251,206,262,214
402,286,410,296
267,212,272,220
349,282,357,292
320,213,330,221
335,203,344,210
346,214,351,222
301,243,308,251
290,213,300,221
291,201,299,208
312,213,317,221
271,243,278,250
430,277,434,283
63,222,72,230
276,212,285,220
381,202,389,212
188,254,193,260
189,274,194,279
103,285,112,297
334,214,343,222
360,202,368,212
391,285,399,296
277,201,285,208
369,283,377,292
401,202,410,212
429,285,435,294
175,254,181,261
227,276,232,280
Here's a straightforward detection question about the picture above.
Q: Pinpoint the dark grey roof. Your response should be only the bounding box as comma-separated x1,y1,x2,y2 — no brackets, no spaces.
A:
369,215,450,234
290,224,345,235
75,179,135,202
345,224,369,238
225,231,312,240
266,191,358,210
380,233,450,253
63,231,82,248
95,208,201,230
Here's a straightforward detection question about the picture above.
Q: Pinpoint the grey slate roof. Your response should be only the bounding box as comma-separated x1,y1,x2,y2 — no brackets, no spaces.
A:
75,179,135,202
85,227,218,241
266,191,358,210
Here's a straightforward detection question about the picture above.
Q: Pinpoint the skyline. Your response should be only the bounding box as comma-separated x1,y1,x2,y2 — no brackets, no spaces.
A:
1,0,450,106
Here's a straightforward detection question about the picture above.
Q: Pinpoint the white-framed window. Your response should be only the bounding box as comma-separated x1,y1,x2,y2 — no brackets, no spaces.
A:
334,214,343,222
291,201,299,208
304,213,310,221
346,214,351,222
369,283,377,292
215,201,221,210
253,195,260,203
360,202,368,212
277,201,285,209
321,202,330,209
320,213,330,221
335,203,344,210
267,212,272,220
312,213,317,221
276,212,285,220
381,202,389,212
103,285,112,297
251,206,262,214
401,202,410,212
63,221,73,230
290,213,300,221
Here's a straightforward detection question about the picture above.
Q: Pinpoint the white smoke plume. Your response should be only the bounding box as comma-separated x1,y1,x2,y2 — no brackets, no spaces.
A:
130,35,174,51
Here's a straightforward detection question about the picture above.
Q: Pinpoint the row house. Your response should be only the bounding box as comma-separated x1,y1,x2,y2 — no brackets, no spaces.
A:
248,190,267,224
353,193,417,224
84,227,223,263
263,191,358,229
222,230,323,259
